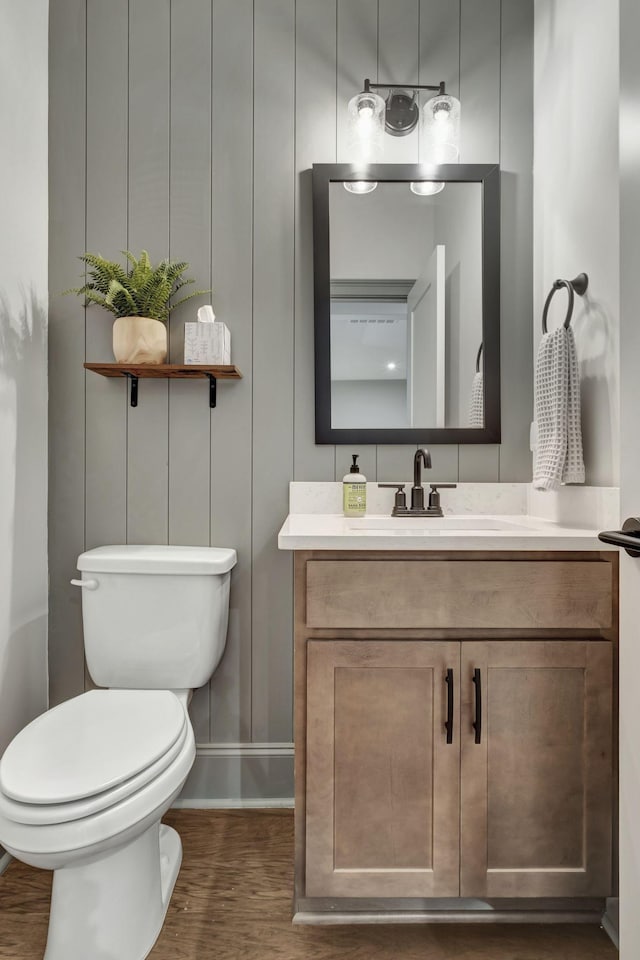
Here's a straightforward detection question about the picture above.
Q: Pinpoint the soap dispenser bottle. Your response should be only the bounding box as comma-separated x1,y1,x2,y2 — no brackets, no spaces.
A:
343,454,367,517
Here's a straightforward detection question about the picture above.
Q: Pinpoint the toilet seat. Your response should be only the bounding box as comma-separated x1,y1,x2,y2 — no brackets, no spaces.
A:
0,722,189,826
0,690,187,826
0,720,196,863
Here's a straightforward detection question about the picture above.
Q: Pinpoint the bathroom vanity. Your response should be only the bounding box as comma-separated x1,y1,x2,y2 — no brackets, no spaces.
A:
280,491,618,925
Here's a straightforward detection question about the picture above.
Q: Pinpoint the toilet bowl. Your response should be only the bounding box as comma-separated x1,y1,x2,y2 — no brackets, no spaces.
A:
0,544,236,960
0,689,195,960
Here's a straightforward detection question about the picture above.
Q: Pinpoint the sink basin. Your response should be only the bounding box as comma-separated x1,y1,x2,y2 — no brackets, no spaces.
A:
346,515,530,534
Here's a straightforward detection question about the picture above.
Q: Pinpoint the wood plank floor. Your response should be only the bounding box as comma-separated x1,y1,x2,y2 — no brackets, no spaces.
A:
0,810,618,959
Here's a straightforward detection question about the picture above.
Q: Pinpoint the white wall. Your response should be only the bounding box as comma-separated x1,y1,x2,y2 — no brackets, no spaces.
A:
0,1,49,754
332,380,408,429
330,182,436,280
534,0,619,485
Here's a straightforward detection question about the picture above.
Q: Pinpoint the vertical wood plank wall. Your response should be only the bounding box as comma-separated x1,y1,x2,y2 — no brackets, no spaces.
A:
48,0,533,800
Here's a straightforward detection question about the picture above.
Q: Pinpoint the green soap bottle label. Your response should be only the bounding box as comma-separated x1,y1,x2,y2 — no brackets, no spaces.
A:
343,482,366,516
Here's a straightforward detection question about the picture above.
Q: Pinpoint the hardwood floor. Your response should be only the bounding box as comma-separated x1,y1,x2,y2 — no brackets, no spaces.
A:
0,810,618,959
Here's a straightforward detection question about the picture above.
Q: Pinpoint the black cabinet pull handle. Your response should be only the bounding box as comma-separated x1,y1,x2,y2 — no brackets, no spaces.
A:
445,668,454,744
472,668,482,744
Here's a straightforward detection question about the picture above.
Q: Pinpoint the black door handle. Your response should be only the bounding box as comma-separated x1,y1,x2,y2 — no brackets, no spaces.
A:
472,668,482,744
444,668,454,744
598,518,640,557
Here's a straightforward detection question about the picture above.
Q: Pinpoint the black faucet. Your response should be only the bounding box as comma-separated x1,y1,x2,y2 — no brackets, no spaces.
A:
411,448,432,511
378,447,457,516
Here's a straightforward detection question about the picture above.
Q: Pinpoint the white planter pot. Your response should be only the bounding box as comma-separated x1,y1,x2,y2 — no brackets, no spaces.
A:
112,317,167,365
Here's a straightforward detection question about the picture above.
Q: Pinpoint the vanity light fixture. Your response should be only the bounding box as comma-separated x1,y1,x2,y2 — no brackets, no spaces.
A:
409,180,445,197
346,79,461,196
344,85,386,194
420,92,461,162
410,90,461,196
344,179,378,195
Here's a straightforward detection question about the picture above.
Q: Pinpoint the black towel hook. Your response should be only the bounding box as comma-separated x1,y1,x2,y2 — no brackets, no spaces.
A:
475,342,483,373
542,272,589,334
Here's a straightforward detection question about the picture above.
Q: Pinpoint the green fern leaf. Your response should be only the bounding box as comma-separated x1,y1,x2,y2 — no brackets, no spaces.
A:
65,249,210,322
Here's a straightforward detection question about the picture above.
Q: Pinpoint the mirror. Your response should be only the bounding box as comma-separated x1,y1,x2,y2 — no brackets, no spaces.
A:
313,164,500,444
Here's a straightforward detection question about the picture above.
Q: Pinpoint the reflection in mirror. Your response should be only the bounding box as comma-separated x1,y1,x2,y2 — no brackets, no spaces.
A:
329,181,484,431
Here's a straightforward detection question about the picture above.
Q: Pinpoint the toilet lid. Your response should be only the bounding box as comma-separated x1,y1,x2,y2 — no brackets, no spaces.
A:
77,544,237,575
0,718,191,825
0,690,187,804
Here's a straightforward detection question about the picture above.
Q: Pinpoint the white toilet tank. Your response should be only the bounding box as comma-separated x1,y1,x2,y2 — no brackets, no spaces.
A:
76,545,237,689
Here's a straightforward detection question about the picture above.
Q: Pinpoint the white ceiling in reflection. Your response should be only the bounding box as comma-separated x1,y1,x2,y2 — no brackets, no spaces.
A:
331,300,407,380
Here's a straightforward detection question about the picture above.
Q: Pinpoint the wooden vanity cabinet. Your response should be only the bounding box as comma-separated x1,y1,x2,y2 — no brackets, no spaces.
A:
295,551,617,918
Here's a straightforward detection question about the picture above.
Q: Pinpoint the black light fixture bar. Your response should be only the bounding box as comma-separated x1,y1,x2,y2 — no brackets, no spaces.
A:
363,78,446,95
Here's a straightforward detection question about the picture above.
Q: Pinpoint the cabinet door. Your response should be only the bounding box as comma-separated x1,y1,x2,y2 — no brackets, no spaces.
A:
460,641,612,898
305,640,460,898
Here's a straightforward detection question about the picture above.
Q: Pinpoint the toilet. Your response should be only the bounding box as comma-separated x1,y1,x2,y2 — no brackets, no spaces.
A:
0,543,236,960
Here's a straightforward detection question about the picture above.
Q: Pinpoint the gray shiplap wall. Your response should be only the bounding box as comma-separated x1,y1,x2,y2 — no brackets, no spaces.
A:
49,0,533,800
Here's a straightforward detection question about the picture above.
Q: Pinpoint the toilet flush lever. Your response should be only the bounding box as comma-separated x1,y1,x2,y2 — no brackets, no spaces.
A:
70,578,99,591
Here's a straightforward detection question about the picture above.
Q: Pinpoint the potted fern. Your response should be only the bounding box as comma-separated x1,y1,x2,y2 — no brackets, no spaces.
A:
67,250,209,364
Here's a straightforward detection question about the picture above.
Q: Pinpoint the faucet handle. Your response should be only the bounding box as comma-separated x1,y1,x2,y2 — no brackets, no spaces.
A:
427,483,457,516
378,483,408,515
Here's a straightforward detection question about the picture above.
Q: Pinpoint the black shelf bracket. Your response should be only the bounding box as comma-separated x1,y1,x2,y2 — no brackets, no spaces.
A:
122,372,138,407
120,372,220,408
205,373,217,408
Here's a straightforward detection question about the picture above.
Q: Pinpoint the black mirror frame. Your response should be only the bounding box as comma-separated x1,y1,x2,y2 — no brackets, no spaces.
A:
312,162,501,445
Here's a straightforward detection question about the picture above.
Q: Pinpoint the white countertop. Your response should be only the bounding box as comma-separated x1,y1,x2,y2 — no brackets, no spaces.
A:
278,512,609,552
278,482,620,552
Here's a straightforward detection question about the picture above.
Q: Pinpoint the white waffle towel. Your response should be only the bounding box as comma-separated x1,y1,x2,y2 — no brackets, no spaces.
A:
533,326,585,490
468,372,484,427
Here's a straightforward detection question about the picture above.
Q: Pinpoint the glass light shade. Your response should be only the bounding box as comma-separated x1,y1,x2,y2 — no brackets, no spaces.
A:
344,180,378,195
346,90,386,164
420,93,461,164
410,180,445,196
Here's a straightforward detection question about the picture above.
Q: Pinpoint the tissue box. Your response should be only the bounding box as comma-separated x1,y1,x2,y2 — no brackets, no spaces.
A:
184,322,231,364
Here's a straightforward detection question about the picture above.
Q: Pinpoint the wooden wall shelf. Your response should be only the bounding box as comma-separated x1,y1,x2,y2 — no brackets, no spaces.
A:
84,363,242,408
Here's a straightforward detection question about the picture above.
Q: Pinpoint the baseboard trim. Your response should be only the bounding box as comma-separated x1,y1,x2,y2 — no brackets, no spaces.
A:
602,897,619,949
177,746,294,803
0,851,12,877
195,742,294,758
293,909,604,926
294,896,607,926
172,797,294,810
